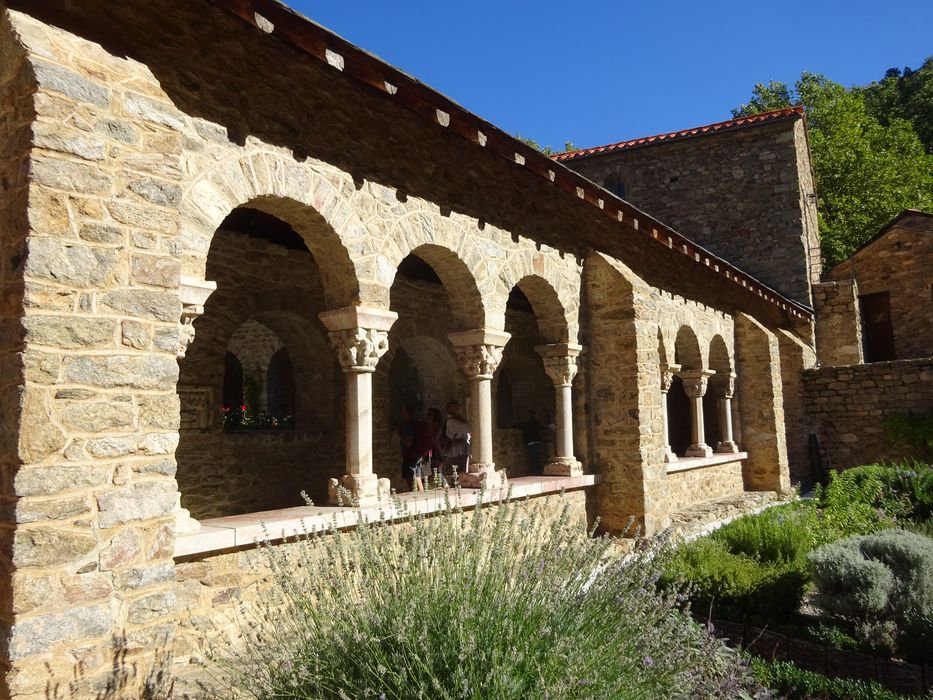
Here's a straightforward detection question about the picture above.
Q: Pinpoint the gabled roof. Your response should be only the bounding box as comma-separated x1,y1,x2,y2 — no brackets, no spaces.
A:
830,209,933,271
552,107,804,162
202,0,811,320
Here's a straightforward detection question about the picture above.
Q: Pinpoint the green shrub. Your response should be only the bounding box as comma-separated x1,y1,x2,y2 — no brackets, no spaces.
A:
663,536,806,623
206,493,757,699
884,412,933,460
712,502,819,566
809,528,933,656
900,613,933,665
816,462,933,539
750,658,921,700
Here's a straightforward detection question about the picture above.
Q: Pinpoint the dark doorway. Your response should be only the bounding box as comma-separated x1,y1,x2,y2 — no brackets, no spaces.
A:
860,292,895,362
667,377,692,456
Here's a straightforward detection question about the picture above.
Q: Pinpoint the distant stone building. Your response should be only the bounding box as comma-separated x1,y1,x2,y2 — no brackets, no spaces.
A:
824,209,933,362
554,109,823,306
805,210,933,471
0,1,819,696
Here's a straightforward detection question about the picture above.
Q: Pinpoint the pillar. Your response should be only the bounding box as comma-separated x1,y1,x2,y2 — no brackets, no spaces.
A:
449,329,511,488
679,369,715,458
174,276,217,533
660,363,681,463
535,343,584,476
714,373,740,453
319,306,398,504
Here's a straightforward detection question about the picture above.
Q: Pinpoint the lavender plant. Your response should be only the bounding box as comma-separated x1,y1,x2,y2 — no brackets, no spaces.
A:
206,490,759,699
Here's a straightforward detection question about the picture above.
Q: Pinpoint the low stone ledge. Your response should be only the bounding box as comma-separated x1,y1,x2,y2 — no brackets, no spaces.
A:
174,474,598,558
665,452,747,474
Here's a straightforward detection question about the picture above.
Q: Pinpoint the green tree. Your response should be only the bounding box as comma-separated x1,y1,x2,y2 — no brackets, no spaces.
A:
860,57,933,153
734,73,933,265
515,133,577,156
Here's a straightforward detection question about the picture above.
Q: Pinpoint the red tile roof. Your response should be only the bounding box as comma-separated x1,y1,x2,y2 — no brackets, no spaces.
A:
552,107,805,162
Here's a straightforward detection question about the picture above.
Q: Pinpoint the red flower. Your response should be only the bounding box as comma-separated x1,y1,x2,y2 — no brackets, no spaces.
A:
240,404,247,411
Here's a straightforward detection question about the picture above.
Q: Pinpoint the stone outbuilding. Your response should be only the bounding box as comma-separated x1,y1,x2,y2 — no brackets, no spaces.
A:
0,1,816,696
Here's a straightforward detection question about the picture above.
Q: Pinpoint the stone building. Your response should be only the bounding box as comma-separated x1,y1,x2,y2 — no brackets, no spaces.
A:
554,108,823,306
805,209,933,470
0,1,816,696
823,209,933,363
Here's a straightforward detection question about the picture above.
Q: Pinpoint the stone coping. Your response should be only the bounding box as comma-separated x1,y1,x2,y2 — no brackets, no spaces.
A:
174,474,598,558
664,452,748,475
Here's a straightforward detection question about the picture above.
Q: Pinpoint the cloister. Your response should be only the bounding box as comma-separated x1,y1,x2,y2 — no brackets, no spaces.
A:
0,1,816,695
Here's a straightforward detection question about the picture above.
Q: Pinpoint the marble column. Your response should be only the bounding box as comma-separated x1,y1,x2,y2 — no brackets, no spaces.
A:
714,372,740,454
679,369,716,458
449,329,511,489
319,306,398,504
660,363,681,463
535,343,584,476
174,276,217,533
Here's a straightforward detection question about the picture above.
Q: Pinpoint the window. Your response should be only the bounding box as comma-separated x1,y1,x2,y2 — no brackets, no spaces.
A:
860,292,895,362
603,178,626,199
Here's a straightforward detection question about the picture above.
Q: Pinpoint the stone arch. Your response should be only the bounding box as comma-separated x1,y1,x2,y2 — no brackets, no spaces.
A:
179,152,369,309
673,326,702,370
708,334,732,375
499,249,581,344
379,212,498,329
510,274,571,345
396,244,486,331
657,328,669,368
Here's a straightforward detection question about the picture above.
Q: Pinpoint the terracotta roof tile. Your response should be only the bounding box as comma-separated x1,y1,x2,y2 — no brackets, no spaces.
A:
552,107,804,162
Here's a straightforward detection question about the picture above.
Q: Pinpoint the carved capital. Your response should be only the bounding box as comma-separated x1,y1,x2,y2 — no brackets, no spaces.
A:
535,343,583,387
328,327,390,373
660,363,682,393
319,306,398,374
453,343,504,379
177,276,216,359
541,355,578,387
713,372,736,400
449,329,511,379
679,369,715,399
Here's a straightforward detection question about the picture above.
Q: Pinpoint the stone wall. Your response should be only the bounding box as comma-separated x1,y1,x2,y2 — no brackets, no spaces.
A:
665,459,745,514
0,3,808,696
171,489,591,696
564,118,821,306
804,358,933,471
813,280,862,366
827,214,933,361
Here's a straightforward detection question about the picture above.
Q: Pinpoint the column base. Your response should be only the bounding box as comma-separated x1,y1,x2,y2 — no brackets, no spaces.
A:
457,464,506,490
328,473,391,506
663,450,678,464
715,441,740,454
543,457,583,477
685,443,713,458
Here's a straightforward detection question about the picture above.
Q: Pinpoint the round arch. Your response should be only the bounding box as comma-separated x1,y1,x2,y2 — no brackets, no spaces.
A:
510,274,570,345
179,153,368,309
674,326,702,371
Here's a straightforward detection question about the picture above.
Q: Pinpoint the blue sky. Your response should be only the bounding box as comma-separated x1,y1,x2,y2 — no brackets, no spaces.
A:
291,1,932,151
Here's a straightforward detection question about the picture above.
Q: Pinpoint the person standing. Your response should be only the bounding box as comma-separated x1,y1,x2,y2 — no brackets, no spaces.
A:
444,400,471,476
426,407,448,486
399,403,431,492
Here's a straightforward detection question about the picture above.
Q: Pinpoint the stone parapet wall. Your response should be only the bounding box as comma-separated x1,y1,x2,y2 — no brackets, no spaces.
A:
804,358,933,471
813,280,862,366
564,118,820,305
665,458,745,514
172,489,591,696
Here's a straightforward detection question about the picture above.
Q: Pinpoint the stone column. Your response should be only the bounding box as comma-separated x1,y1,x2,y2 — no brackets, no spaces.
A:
660,363,681,463
319,306,398,504
714,373,740,454
175,276,217,533
679,369,716,458
449,329,511,488
535,343,584,476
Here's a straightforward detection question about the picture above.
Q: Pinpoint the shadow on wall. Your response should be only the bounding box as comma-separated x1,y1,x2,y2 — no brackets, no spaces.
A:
41,634,173,700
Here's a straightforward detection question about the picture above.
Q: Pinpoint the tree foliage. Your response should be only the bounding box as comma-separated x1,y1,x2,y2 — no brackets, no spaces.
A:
515,133,577,156
733,68,933,266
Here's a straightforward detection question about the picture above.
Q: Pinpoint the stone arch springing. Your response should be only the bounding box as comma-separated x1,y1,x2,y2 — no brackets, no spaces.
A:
180,153,371,310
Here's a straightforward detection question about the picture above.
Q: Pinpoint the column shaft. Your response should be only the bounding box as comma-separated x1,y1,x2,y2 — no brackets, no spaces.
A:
345,370,373,476
680,369,715,458
471,376,494,466
536,343,583,477
556,383,574,458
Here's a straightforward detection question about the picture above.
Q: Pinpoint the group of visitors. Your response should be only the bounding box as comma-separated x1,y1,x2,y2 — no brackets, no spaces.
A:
397,400,471,491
